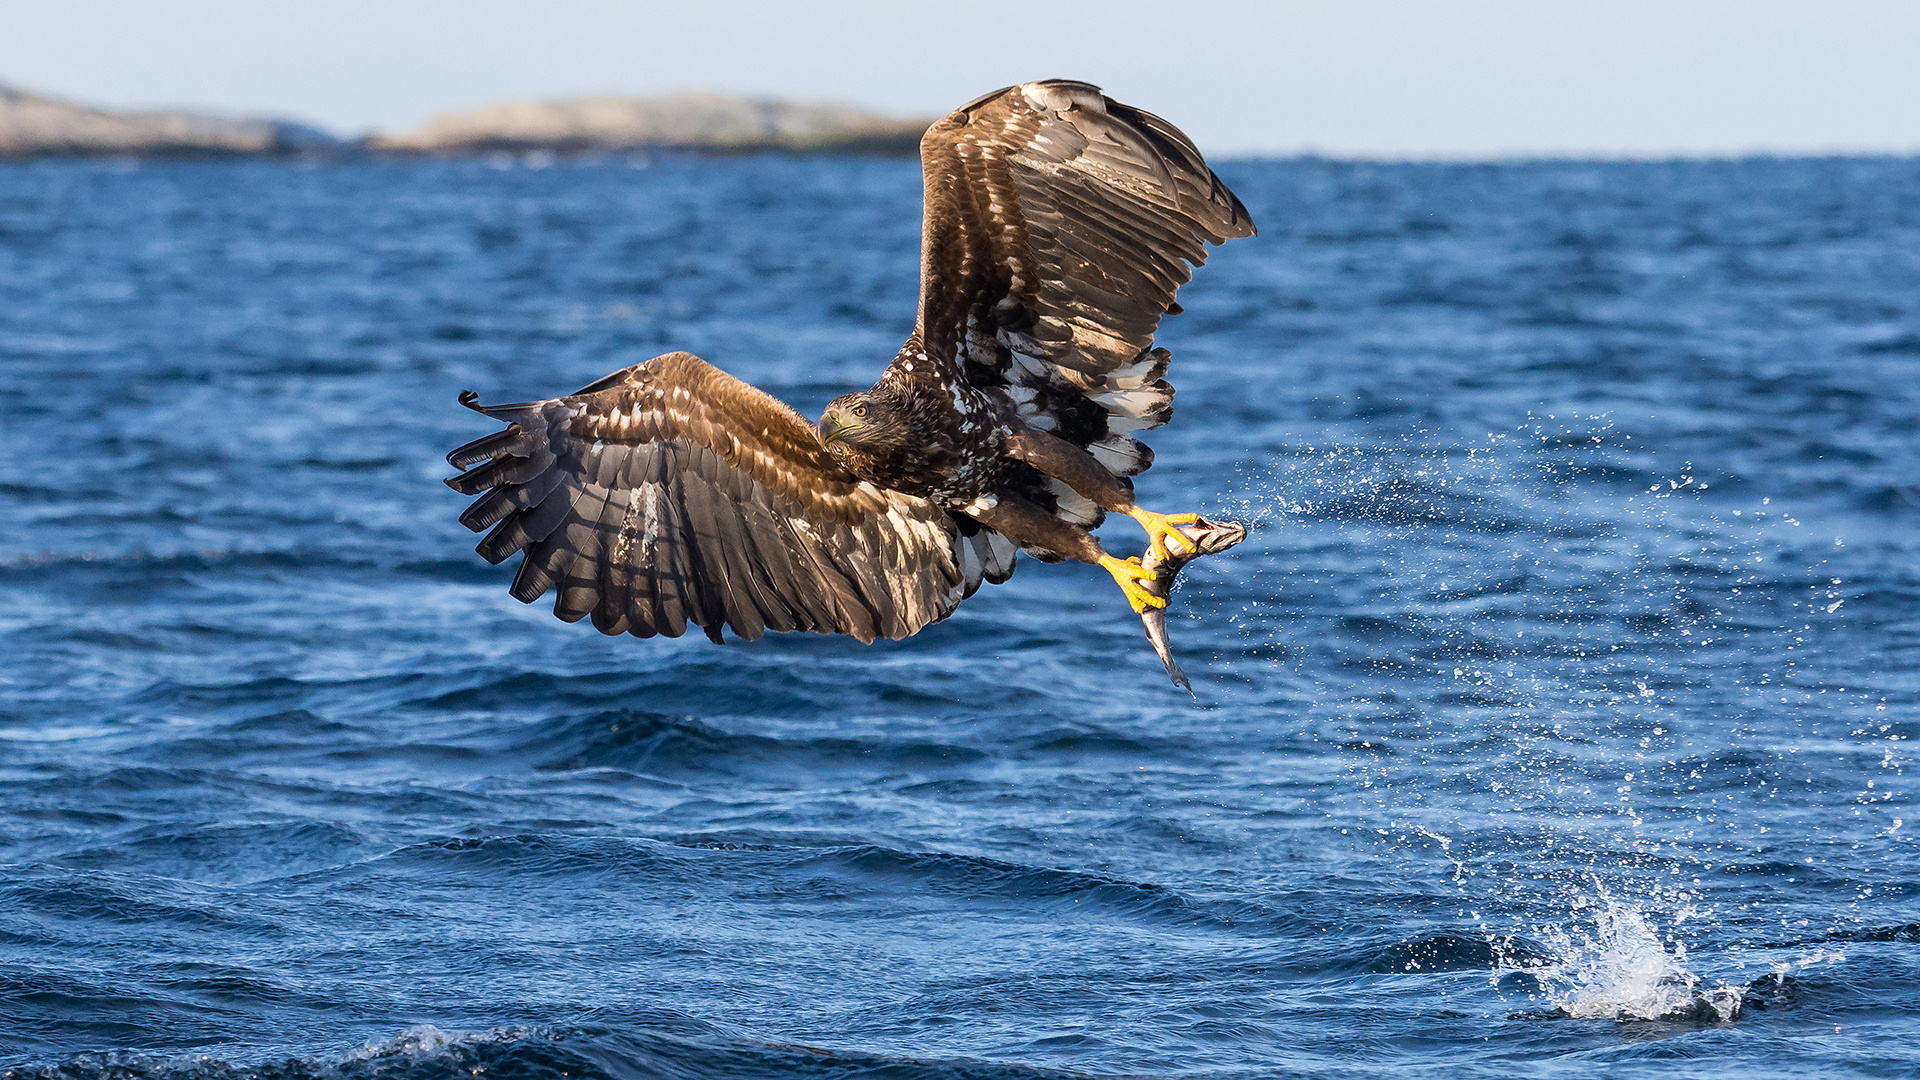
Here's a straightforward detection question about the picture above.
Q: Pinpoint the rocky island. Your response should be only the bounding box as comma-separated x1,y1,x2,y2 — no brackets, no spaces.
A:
369,91,931,155
0,83,338,158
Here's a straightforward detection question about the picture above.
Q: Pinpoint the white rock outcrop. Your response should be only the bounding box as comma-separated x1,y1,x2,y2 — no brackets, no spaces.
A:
371,91,929,153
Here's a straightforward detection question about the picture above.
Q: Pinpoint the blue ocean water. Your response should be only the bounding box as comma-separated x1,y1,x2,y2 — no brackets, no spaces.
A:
0,153,1916,1079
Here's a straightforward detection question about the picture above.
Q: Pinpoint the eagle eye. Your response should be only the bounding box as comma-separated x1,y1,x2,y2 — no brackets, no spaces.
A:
850,403,868,419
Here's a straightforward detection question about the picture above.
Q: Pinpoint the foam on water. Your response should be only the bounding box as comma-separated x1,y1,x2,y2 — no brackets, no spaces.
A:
1522,891,1744,1022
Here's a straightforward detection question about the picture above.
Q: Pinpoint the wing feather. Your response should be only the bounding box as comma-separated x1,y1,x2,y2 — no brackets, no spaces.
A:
447,352,989,644
510,531,567,604
913,79,1254,485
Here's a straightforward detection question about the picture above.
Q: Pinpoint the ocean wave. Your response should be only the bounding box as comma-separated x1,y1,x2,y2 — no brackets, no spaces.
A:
522,711,986,775
9,1021,1096,1080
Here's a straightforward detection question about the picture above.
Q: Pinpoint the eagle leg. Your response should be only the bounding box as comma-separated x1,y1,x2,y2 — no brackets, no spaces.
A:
1099,554,1165,613
960,495,1168,614
1003,429,1205,565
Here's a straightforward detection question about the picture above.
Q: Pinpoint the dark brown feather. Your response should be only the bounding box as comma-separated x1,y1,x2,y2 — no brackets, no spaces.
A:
445,352,978,644
917,80,1252,378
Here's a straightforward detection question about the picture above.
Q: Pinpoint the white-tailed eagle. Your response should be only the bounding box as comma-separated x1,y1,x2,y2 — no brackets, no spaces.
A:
446,80,1255,645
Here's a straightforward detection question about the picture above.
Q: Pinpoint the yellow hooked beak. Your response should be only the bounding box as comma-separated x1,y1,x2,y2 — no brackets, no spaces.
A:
817,411,858,446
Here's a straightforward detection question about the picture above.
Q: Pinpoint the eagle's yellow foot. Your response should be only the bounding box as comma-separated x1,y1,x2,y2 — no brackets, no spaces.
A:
1099,554,1165,613
1128,509,1201,562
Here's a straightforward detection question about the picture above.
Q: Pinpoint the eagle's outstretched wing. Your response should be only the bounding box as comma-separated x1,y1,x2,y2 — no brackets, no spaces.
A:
914,80,1254,516
445,352,1011,644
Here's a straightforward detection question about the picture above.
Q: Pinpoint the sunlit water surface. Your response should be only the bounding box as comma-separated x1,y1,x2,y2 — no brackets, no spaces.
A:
1,155,1916,1079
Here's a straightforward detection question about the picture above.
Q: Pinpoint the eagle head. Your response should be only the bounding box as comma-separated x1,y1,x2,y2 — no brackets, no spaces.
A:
818,391,907,453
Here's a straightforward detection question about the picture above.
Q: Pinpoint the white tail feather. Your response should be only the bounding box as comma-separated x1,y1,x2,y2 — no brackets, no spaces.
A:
1045,478,1102,526
1091,385,1171,419
1087,436,1151,476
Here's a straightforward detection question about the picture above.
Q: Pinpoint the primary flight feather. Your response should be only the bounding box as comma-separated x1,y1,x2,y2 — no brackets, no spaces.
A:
446,80,1255,647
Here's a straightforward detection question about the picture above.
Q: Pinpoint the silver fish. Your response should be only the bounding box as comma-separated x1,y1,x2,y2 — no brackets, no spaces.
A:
1138,515,1248,692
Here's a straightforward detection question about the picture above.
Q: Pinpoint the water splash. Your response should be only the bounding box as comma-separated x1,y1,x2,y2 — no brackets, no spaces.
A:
1522,891,1742,1022
347,1024,535,1061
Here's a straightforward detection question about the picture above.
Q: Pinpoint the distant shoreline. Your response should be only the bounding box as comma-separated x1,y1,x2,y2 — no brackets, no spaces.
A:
0,83,930,160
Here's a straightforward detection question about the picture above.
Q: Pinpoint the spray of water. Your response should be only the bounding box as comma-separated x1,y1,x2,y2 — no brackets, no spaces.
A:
1200,413,1906,1023
1525,888,1743,1022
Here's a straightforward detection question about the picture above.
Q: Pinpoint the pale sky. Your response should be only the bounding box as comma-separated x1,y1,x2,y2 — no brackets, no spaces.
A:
3,0,1918,158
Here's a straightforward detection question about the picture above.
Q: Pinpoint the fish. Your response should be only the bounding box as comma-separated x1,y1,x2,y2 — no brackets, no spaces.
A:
1138,515,1248,693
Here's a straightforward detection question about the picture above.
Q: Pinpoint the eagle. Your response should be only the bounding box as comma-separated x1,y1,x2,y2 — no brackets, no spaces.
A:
445,80,1255,647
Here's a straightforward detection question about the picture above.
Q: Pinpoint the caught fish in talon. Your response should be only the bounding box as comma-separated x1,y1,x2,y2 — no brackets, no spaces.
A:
1136,515,1248,693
